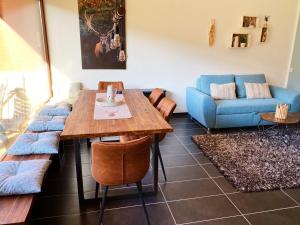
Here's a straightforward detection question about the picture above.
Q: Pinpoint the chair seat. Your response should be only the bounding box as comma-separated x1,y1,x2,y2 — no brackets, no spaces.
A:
216,98,288,115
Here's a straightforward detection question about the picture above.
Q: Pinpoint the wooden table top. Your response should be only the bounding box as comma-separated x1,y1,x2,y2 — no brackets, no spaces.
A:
260,112,300,125
60,90,174,140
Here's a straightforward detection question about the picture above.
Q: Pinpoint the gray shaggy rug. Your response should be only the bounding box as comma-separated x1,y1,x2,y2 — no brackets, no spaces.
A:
193,129,300,192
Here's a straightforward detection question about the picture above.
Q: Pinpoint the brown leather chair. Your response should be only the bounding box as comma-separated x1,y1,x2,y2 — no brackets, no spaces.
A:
92,136,152,225
98,81,124,92
148,88,164,107
120,97,177,181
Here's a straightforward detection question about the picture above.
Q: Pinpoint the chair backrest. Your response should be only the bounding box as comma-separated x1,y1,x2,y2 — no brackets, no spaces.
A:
149,88,164,107
156,97,176,141
98,81,125,92
157,97,177,122
91,136,152,186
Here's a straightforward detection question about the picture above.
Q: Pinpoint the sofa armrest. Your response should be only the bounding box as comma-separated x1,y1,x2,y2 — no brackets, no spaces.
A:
186,87,216,128
270,85,300,112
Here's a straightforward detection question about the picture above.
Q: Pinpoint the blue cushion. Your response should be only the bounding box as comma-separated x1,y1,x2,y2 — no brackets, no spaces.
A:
28,116,66,132
235,74,267,98
0,159,51,196
8,132,60,155
39,102,71,116
196,75,235,95
215,98,288,115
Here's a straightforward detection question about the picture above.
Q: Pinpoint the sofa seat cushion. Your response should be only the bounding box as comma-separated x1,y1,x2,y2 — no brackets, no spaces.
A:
8,132,60,155
216,98,288,115
0,159,51,196
28,116,67,132
39,102,71,116
196,75,235,95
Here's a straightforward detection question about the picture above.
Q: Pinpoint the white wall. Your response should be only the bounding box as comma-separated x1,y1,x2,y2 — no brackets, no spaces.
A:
44,0,300,112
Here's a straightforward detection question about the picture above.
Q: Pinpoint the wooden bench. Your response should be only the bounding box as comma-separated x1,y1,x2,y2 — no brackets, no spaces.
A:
0,154,51,225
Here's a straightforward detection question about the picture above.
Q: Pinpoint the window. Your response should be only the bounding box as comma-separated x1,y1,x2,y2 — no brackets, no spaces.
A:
0,0,51,156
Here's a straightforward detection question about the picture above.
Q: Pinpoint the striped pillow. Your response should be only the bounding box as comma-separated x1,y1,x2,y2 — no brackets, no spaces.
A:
210,83,237,100
244,83,272,99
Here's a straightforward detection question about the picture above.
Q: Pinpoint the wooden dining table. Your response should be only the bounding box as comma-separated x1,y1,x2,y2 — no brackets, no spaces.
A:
60,89,173,204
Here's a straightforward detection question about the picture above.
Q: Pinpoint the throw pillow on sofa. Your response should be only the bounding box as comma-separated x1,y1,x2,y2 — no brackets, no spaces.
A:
245,83,272,99
210,83,237,100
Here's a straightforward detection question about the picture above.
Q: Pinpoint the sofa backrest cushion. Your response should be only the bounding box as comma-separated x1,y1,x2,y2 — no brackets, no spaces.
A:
235,74,266,98
196,75,235,95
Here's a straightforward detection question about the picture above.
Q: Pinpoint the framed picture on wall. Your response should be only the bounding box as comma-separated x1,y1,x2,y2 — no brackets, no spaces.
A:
260,27,268,43
241,16,259,28
230,33,250,48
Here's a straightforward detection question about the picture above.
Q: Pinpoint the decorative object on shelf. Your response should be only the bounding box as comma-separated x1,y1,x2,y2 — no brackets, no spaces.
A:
208,19,216,46
275,104,289,120
241,16,258,28
78,0,126,69
231,33,250,48
260,16,270,43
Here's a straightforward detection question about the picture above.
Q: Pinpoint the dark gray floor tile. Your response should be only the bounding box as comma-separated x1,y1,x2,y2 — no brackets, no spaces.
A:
42,176,96,196
100,186,165,209
103,203,175,225
228,191,297,214
170,117,194,125
160,136,181,146
176,136,194,144
159,165,208,182
192,153,211,164
246,207,300,225
32,195,81,218
283,188,300,204
202,164,222,177
184,143,202,153
30,203,175,225
160,179,221,201
169,195,239,224
191,216,249,225
172,122,203,129
213,177,237,194
30,212,99,225
160,144,189,155
160,154,197,167
175,128,206,137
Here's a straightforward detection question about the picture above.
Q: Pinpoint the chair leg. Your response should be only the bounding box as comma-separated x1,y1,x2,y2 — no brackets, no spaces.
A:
98,186,109,225
158,149,167,182
136,181,151,225
95,182,99,199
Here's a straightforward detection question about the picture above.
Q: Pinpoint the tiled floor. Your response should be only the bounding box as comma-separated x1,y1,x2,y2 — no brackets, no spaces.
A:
29,115,300,225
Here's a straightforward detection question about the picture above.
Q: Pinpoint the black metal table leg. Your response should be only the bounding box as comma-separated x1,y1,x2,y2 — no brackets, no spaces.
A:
74,139,84,204
153,134,159,194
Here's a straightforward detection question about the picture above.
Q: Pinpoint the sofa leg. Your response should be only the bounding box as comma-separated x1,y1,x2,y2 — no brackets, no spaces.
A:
207,128,212,134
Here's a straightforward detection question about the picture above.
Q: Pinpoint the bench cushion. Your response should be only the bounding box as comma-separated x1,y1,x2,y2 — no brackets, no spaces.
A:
7,132,60,155
27,116,66,132
39,102,71,116
216,98,287,115
235,74,267,98
0,159,51,196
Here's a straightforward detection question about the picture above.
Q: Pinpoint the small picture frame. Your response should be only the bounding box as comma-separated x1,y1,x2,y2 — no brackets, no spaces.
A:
241,16,259,28
231,33,250,48
260,27,268,43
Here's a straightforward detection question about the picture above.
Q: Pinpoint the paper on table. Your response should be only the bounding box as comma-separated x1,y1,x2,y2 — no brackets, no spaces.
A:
93,93,132,120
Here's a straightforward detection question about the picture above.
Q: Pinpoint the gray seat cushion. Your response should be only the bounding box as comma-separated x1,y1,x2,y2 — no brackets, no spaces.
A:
39,102,71,116
0,159,51,196
8,132,60,155
27,116,66,132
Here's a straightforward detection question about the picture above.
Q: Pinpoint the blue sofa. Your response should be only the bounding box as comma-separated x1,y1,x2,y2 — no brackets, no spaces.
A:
186,74,300,130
